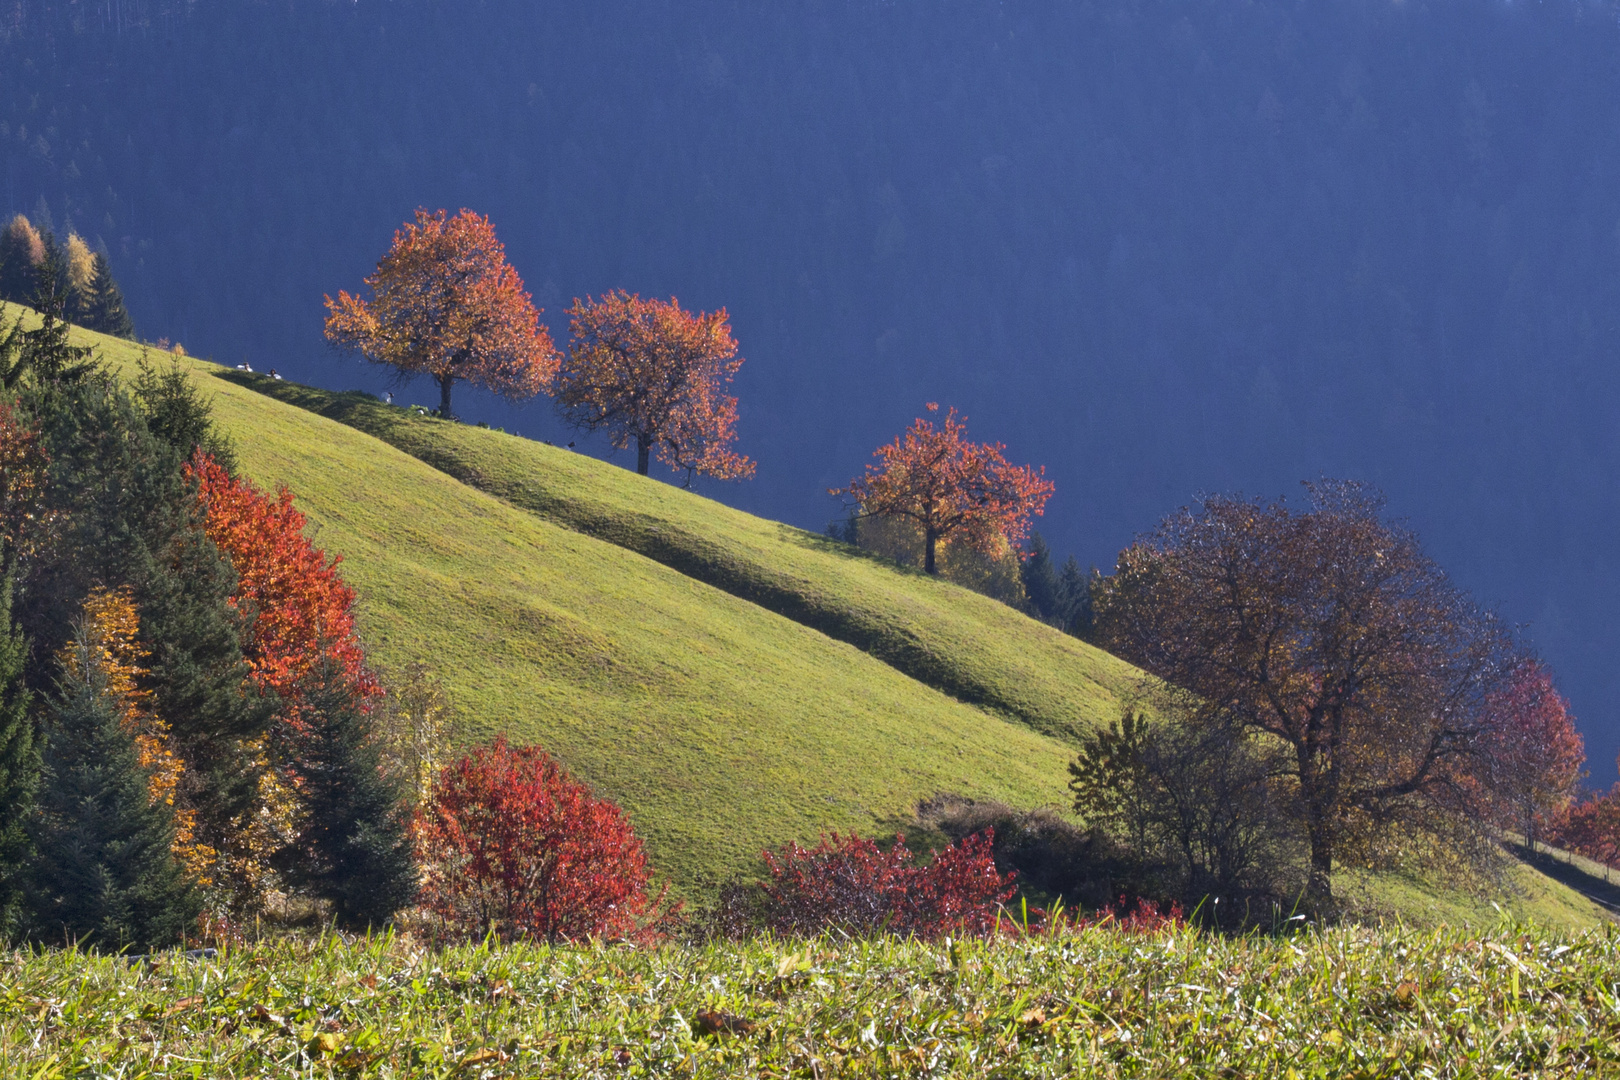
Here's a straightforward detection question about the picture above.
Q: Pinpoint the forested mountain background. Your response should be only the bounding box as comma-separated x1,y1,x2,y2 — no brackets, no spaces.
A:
4,0,1620,779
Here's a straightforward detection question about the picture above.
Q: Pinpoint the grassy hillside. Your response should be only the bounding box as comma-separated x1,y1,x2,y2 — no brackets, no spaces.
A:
213,376,1147,746
9,323,1077,900
7,304,1611,927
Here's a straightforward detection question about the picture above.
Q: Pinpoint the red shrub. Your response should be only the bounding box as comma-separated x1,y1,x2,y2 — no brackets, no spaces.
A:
1549,787,1620,869
759,831,1016,939
415,737,673,942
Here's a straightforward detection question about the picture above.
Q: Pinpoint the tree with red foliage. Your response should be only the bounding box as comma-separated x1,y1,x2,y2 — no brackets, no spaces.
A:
324,208,559,420
416,737,673,942
1482,658,1585,852
834,404,1054,575
1551,785,1620,869
759,831,1016,939
186,451,377,722
554,291,753,483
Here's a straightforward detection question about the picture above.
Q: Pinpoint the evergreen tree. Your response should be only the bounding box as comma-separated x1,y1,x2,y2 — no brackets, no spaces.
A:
1057,555,1095,637
275,660,416,929
18,378,270,902
82,253,134,339
1021,531,1062,622
28,635,199,950
132,354,235,470
0,574,36,938
20,241,96,386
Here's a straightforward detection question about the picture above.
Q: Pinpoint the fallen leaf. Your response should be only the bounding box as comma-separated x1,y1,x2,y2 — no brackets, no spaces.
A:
1019,1007,1047,1027
694,1010,756,1037
1394,982,1419,1007
163,996,205,1019
307,1032,341,1056
458,1046,502,1068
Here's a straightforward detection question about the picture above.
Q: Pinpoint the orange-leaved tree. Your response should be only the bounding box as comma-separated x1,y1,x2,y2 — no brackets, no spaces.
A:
834,403,1054,575
554,291,753,483
187,451,380,896
187,451,377,718
1482,658,1585,852
60,586,214,882
323,208,559,420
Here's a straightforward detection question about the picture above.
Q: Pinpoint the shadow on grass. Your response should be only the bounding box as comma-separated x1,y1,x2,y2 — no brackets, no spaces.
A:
1507,841,1620,913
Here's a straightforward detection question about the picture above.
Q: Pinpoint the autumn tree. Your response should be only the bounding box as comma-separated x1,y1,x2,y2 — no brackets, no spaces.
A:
1481,658,1585,852
416,737,673,943
324,208,558,420
755,831,1016,939
0,215,44,304
1091,481,1512,912
834,403,1053,575
554,291,754,483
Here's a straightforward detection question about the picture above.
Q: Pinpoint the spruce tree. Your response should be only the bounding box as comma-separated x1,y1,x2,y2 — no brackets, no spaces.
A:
1020,531,1061,622
1057,556,1095,637
28,636,199,950
132,354,235,470
18,377,271,903
20,243,96,386
276,661,416,929
83,253,134,339
0,574,36,938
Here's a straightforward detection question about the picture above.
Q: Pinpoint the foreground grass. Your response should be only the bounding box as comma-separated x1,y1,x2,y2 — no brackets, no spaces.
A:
4,922,1619,1077
217,376,1147,746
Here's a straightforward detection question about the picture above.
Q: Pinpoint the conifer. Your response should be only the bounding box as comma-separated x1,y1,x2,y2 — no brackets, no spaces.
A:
82,253,134,339
1020,531,1061,622
28,634,199,950
0,575,36,937
275,659,416,929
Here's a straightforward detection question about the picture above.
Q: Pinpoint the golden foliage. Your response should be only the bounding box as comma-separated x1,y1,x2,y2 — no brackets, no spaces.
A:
61,587,216,883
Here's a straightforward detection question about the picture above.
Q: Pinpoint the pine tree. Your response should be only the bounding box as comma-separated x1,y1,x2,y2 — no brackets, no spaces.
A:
20,242,96,386
1056,555,1094,637
82,253,134,339
132,354,235,469
275,659,416,929
18,378,271,905
28,635,199,950
1021,531,1061,622
0,574,36,938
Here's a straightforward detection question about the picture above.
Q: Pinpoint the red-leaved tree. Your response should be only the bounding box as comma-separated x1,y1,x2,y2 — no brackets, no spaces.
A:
834,404,1054,575
1550,786,1620,869
416,737,673,942
324,208,559,420
759,831,1016,939
187,452,378,720
0,401,48,571
1482,658,1585,851
554,291,754,483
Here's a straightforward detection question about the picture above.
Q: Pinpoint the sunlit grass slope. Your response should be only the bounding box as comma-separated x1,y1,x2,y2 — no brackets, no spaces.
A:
15,324,1079,899
214,377,1147,746
13,306,1608,926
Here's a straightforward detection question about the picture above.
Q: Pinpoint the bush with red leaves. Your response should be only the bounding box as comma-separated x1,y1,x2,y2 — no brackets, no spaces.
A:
415,737,673,942
758,831,1016,939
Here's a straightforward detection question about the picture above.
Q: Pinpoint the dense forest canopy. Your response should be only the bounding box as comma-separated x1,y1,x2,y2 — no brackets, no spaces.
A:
4,0,1619,776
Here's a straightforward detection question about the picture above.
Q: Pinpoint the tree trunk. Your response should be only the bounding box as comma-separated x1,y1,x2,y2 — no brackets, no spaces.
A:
437,374,455,420
1305,811,1335,917
924,529,938,575
636,434,651,475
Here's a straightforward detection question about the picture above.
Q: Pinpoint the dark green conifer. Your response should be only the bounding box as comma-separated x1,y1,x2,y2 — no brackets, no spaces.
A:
82,253,134,339
276,660,416,929
0,575,37,938
1057,556,1095,638
18,378,270,902
132,354,235,470
1020,531,1061,622
28,635,199,950
20,242,96,386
